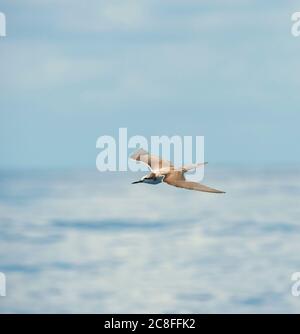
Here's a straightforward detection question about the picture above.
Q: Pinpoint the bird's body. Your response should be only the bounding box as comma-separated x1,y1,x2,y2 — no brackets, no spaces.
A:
131,148,225,193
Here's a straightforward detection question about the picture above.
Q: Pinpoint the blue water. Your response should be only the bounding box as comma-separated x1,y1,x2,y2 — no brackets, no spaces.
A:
0,167,300,313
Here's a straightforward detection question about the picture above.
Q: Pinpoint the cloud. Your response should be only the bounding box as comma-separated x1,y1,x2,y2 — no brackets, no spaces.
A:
0,41,112,92
18,0,150,33
1,0,300,168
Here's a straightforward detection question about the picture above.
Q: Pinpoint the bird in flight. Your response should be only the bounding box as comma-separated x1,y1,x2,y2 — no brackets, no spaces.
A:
130,148,225,193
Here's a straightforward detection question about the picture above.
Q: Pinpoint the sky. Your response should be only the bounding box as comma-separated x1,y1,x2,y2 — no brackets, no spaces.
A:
0,0,300,169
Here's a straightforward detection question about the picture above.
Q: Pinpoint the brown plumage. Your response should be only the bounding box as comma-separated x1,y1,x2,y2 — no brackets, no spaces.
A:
131,148,225,194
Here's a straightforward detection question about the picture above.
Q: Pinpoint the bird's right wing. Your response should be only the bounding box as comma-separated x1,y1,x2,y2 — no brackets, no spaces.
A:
164,178,225,193
130,148,173,171
180,162,208,173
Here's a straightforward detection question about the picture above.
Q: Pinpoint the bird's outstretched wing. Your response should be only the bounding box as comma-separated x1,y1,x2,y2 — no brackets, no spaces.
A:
180,162,208,173
164,173,225,193
165,180,225,193
130,148,173,171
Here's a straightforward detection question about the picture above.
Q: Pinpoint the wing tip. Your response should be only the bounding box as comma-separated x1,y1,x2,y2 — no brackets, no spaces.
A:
211,188,226,194
130,148,147,160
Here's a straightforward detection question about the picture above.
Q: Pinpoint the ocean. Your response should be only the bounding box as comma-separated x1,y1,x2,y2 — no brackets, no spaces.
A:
0,167,299,313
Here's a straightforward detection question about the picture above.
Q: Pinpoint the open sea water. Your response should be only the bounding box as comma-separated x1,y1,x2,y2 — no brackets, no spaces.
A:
0,167,300,313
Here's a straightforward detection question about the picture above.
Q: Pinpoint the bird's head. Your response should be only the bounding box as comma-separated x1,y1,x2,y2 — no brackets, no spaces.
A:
131,179,144,184
131,174,150,184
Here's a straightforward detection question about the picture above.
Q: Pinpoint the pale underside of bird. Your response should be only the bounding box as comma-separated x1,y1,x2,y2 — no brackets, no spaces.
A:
130,148,225,193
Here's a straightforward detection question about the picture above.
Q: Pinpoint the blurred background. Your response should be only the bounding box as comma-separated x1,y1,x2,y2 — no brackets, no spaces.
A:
0,0,300,313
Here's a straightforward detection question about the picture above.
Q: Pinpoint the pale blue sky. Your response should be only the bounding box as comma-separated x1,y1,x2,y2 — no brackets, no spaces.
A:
0,0,300,169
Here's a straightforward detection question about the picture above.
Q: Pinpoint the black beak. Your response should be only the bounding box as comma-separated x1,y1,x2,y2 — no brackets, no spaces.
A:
132,180,142,184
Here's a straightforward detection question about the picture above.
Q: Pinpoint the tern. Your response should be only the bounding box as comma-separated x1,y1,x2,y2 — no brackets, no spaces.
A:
131,148,225,193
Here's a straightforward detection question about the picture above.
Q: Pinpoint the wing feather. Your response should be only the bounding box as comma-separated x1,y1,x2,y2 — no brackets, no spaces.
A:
130,148,173,171
180,162,208,173
164,178,225,193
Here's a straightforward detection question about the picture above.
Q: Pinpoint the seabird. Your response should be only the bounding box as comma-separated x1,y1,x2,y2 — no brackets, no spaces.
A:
130,148,225,193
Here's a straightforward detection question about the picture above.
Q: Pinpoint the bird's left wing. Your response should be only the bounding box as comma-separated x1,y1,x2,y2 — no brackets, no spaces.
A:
130,148,173,171
164,178,225,193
